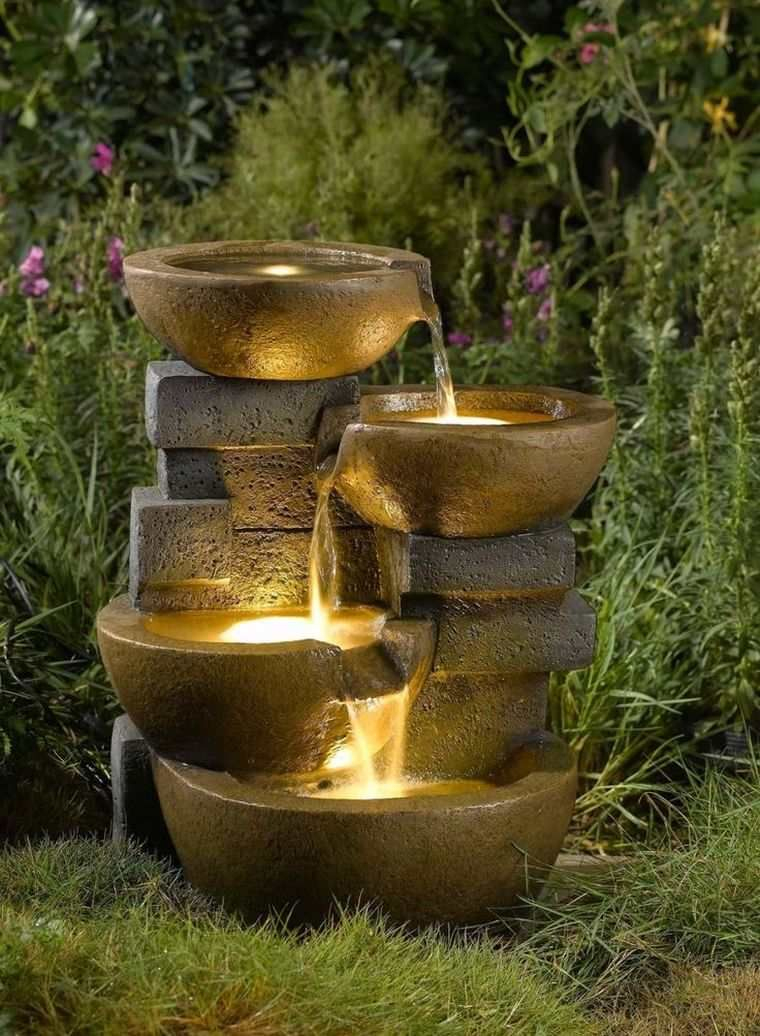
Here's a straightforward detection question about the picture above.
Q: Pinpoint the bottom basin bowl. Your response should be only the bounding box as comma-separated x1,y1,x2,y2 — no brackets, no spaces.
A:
153,732,576,926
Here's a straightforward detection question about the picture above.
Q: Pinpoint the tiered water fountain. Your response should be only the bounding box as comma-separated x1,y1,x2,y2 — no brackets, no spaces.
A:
97,240,615,926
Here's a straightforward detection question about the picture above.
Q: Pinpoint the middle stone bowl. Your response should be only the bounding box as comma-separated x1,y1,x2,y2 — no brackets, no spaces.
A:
333,385,616,537
97,595,434,775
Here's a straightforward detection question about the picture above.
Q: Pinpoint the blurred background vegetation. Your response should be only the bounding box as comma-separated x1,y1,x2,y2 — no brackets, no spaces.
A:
1,0,759,844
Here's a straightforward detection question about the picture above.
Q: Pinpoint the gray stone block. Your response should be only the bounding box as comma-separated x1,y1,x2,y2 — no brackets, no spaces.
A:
377,525,575,612
315,403,361,465
405,672,548,779
157,446,363,529
131,485,381,611
129,488,233,609
146,361,359,448
111,714,175,858
231,527,381,610
399,590,596,674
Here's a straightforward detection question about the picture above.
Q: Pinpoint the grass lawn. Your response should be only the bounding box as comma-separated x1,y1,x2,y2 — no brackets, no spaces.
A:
1,772,759,1035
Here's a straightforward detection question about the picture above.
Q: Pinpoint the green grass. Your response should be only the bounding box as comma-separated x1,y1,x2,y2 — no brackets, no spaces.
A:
0,841,591,1036
2,773,760,1034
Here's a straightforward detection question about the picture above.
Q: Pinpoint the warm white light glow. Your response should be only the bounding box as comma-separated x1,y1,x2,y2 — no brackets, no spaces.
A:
407,415,509,426
308,777,494,800
219,615,316,644
257,263,305,277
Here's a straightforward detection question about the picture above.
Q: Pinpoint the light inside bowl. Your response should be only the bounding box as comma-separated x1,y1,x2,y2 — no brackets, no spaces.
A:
294,775,496,800
144,605,387,650
173,254,385,280
399,409,556,426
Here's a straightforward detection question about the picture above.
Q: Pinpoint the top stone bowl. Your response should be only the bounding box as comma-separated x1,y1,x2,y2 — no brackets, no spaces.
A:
124,240,432,380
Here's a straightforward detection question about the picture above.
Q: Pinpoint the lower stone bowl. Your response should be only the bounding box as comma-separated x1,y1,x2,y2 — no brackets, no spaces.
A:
97,595,434,775
333,386,615,537
153,732,576,927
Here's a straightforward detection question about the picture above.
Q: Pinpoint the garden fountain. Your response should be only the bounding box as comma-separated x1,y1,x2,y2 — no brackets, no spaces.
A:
97,239,615,926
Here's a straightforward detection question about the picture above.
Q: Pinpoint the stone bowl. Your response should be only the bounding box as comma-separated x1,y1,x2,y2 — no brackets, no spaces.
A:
97,595,434,775
153,732,577,926
333,386,616,537
123,240,432,380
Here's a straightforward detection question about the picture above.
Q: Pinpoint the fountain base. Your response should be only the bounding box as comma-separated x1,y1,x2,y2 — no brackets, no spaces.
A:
152,732,576,927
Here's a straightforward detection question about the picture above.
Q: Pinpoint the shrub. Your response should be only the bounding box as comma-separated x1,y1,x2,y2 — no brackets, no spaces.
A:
183,63,490,295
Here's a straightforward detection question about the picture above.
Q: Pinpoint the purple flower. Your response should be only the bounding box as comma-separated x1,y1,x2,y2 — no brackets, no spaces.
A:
73,276,85,295
579,22,611,64
498,212,513,236
90,142,114,175
525,264,550,295
19,245,45,279
502,306,513,339
537,296,553,321
21,276,50,298
107,236,124,282
447,329,472,348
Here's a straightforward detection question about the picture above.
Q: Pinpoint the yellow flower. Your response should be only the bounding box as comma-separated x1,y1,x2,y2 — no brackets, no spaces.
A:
703,97,738,134
702,23,727,52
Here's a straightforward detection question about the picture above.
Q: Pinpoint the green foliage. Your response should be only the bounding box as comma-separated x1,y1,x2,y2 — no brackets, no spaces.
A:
520,771,760,1009
0,841,592,1036
0,0,284,241
183,63,489,295
0,179,159,831
502,0,760,241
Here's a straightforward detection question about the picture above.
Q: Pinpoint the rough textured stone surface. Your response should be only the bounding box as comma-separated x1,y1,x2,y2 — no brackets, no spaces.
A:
231,527,381,610
399,590,596,673
126,241,432,381
130,488,381,611
405,672,548,779
153,733,576,926
129,488,233,610
157,446,363,529
99,597,434,775
146,361,360,448
316,403,361,465
377,525,575,612
334,385,616,537
111,714,175,858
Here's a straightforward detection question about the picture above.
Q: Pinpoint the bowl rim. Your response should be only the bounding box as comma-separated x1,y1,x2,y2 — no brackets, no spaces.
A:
154,732,576,814
97,594,431,661
347,384,615,436
124,239,430,286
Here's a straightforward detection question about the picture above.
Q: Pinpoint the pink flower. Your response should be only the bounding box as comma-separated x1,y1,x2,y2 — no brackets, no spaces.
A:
579,22,612,64
502,306,513,339
498,212,514,236
90,142,114,175
107,236,124,282
526,264,550,295
537,297,553,321
21,277,50,298
19,245,45,279
447,329,472,348
73,276,85,295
